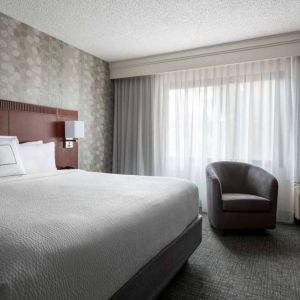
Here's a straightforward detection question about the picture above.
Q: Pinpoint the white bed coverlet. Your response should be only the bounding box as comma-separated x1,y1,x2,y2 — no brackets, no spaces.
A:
0,170,199,300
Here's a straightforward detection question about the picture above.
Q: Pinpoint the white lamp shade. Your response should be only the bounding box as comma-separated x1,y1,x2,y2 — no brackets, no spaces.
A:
65,121,85,139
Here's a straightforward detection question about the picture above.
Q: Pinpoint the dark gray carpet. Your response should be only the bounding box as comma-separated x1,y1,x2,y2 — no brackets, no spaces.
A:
159,214,300,300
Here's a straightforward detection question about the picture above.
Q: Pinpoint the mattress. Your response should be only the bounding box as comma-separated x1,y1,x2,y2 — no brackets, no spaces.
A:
0,170,199,300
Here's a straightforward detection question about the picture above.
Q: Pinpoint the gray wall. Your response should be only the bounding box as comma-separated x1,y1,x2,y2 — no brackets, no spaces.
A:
0,12,113,172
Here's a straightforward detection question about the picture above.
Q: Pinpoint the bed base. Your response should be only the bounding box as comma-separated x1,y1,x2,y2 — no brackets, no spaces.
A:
111,214,202,300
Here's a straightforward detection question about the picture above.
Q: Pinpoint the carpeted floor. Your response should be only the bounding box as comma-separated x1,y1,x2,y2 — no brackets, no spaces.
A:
159,214,300,300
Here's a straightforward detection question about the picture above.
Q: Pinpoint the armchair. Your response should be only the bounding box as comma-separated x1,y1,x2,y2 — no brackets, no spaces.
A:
206,161,278,230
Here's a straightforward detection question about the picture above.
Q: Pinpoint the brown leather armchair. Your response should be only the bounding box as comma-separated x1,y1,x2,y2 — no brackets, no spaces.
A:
206,161,278,230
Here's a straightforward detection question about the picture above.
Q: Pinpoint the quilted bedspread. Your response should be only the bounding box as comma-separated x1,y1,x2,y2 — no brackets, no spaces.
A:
0,170,199,300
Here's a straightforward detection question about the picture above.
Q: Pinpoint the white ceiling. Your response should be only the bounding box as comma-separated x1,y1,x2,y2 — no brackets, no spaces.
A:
1,0,300,62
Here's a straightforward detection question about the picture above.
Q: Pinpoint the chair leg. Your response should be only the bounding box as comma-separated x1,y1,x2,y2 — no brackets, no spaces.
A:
220,229,226,236
259,229,267,236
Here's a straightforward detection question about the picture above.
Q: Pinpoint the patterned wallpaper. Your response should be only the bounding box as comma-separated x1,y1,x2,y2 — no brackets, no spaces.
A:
0,12,113,172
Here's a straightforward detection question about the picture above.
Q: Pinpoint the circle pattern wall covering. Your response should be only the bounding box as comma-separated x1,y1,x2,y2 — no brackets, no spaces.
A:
0,13,113,172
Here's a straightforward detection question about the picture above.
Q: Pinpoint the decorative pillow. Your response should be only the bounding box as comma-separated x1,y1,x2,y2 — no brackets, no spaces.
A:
19,142,57,174
0,136,26,177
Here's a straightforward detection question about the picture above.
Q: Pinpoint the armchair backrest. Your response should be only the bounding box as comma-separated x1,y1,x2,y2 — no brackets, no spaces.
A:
209,161,278,200
209,161,251,194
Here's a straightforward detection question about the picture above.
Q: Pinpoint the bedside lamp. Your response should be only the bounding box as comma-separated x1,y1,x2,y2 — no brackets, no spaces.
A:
65,121,84,148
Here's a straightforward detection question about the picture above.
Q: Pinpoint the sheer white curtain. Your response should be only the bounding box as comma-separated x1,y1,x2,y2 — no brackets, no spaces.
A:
114,57,300,223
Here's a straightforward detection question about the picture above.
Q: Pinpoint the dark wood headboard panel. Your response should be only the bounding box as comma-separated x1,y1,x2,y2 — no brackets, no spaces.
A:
0,99,78,169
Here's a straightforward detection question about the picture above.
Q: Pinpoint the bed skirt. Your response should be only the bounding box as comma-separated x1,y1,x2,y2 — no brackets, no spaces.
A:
111,214,202,300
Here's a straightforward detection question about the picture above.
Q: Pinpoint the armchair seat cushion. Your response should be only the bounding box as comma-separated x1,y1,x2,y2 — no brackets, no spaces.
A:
222,193,271,212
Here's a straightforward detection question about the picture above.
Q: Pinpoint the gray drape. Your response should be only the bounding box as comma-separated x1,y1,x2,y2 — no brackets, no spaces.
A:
113,76,154,175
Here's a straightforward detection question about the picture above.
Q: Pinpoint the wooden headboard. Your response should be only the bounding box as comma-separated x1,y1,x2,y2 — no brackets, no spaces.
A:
0,99,78,169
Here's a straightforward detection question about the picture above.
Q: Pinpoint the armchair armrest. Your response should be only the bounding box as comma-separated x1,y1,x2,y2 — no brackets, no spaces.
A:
206,165,223,210
247,166,278,205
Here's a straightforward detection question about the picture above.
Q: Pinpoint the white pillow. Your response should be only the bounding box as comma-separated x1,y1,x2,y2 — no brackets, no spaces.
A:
19,142,57,174
0,136,26,177
21,140,43,145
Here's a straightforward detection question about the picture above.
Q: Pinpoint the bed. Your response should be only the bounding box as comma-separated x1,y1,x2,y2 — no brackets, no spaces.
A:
0,99,202,300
